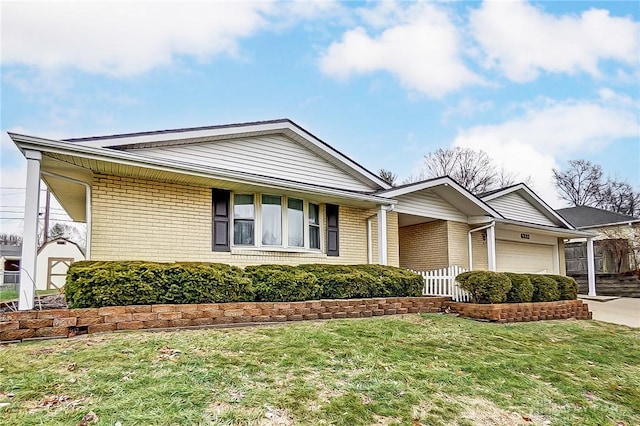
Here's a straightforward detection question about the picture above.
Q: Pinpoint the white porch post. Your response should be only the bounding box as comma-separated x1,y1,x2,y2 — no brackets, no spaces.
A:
586,237,596,296
487,224,497,271
377,205,387,265
18,150,42,311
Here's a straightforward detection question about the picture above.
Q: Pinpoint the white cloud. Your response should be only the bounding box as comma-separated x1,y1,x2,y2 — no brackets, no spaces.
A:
1,1,347,77
452,94,640,207
470,0,640,82
319,2,483,98
441,97,494,123
1,1,277,76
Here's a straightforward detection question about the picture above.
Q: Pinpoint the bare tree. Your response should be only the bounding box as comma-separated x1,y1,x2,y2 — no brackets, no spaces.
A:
401,170,428,185
599,179,639,217
0,234,22,246
553,159,639,216
378,169,398,186
423,147,498,194
552,160,603,207
48,222,86,248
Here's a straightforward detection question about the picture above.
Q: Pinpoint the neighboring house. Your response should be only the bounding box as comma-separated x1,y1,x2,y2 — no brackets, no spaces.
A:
0,244,21,287
8,119,596,309
36,238,85,291
557,206,640,274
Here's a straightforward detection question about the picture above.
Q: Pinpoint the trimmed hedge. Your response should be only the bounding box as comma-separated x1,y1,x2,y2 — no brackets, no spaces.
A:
65,261,424,308
545,274,579,301
65,261,252,308
456,271,512,304
456,271,577,304
503,273,534,303
528,274,560,302
244,265,320,302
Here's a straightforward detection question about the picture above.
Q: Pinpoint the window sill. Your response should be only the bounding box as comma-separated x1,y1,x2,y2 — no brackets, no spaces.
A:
231,247,325,256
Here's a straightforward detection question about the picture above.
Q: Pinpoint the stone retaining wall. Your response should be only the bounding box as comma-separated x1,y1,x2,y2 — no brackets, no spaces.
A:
448,300,592,323
0,297,449,342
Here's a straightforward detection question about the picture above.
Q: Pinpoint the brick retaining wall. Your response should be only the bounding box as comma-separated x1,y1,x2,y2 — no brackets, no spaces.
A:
0,297,594,343
1,297,449,342
448,300,592,323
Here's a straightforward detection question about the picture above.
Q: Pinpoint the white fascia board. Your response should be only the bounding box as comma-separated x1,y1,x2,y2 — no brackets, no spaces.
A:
379,176,503,218
494,218,595,238
482,183,574,229
9,133,395,206
63,121,391,191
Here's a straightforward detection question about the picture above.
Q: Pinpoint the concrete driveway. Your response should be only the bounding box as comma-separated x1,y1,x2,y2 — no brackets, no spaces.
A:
579,296,640,328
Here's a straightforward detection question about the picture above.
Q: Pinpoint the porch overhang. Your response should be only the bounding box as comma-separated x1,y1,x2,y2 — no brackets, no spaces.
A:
490,218,597,239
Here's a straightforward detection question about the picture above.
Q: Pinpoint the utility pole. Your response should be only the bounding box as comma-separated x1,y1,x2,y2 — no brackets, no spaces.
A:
43,187,50,244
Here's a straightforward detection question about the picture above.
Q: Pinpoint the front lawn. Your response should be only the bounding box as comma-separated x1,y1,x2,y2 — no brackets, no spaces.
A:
0,288,60,302
1,314,638,425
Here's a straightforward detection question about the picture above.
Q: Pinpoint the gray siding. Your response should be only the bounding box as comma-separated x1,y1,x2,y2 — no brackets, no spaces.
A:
487,192,556,226
123,135,374,192
394,190,467,221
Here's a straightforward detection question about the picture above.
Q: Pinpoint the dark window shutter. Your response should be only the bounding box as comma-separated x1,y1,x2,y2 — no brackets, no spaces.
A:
212,189,230,252
326,204,339,257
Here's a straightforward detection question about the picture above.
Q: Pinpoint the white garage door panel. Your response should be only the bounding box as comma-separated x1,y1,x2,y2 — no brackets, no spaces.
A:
497,240,554,273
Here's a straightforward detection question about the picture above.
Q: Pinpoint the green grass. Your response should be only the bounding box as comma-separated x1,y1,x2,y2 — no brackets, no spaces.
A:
1,314,638,425
0,289,59,302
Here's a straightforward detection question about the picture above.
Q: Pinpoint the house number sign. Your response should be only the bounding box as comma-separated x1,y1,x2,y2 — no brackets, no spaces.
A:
520,233,531,240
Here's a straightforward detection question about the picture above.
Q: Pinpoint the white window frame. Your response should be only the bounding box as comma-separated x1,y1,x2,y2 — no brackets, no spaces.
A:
229,192,323,253
232,193,256,247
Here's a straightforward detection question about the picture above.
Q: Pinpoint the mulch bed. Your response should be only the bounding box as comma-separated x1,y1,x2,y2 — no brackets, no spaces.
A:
0,294,68,313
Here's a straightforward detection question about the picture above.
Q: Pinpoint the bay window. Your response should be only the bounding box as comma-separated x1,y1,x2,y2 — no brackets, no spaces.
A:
227,192,323,251
262,195,282,246
288,198,304,247
309,203,320,249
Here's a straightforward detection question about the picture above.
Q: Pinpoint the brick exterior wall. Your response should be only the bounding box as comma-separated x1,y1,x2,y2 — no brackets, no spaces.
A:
398,220,471,271
91,174,399,267
0,297,449,342
447,221,470,268
470,230,489,270
398,220,448,270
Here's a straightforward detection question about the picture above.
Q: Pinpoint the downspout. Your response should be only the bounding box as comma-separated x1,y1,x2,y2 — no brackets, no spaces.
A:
366,213,377,264
41,171,91,259
467,222,495,270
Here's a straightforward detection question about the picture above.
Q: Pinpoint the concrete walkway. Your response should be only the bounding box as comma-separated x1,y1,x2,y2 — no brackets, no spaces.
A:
579,296,640,328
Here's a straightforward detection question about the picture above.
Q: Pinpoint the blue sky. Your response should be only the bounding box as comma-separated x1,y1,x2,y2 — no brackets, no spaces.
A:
1,0,639,234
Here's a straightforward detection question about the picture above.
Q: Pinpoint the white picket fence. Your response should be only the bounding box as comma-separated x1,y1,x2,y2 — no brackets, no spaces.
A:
413,265,471,302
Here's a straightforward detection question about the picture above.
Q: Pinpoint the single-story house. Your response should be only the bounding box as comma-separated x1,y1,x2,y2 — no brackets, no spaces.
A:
8,119,596,310
557,206,640,274
36,238,85,291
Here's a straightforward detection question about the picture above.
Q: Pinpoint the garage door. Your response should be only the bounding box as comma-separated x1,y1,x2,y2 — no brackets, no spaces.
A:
496,240,554,273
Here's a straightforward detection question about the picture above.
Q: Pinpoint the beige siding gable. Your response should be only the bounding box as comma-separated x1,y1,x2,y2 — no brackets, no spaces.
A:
486,192,557,226
122,134,374,192
393,190,467,222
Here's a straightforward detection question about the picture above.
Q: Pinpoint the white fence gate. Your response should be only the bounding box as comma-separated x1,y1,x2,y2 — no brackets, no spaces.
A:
413,265,471,302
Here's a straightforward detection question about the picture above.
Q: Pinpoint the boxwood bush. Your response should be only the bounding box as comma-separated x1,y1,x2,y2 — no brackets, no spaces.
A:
299,264,423,298
456,271,512,304
456,271,577,304
544,274,579,300
244,265,320,302
65,261,252,308
503,273,534,303
528,274,560,302
66,261,425,308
